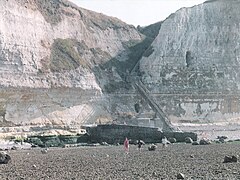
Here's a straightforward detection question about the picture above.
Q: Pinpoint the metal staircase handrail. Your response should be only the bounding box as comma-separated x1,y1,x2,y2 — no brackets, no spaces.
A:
134,79,174,131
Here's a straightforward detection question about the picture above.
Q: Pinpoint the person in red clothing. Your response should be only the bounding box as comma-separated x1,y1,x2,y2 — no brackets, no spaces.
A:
124,137,129,153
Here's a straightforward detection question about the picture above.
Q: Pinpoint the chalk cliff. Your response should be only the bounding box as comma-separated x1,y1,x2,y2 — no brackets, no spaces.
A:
0,0,142,89
0,0,143,135
139,0,240,126
1,0,240,136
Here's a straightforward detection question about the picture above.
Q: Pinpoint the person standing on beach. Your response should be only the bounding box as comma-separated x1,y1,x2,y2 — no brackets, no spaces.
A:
162,136,168,148
137,140,144,151
124,137,129,153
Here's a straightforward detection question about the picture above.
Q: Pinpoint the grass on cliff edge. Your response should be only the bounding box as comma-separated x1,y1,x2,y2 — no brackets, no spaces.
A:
50,38,89,72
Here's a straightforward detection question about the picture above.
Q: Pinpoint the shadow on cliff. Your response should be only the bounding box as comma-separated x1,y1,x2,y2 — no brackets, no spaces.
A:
93,21,162,94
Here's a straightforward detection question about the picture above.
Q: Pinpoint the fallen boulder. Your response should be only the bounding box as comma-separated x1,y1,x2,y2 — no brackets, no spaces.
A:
223,155,238,163
0,152,11,164
217,136,228,143
148,144,157,151
177,173,185,179
199,139,211,145
217,136,228,140
41,148,48,154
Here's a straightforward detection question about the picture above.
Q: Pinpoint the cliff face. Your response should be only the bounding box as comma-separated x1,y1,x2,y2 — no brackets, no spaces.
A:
0,0,142,89
139,0,240,124
140,0,240,90
1,0,240,135
0,0,143,134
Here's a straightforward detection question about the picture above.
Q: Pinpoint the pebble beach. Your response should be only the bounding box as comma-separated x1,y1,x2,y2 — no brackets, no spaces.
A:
1,143,240,179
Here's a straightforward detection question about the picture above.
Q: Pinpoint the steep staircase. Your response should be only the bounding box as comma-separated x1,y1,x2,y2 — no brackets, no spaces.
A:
134,79,175,131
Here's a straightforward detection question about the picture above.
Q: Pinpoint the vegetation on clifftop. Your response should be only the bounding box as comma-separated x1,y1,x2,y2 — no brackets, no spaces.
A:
34,0,62,25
